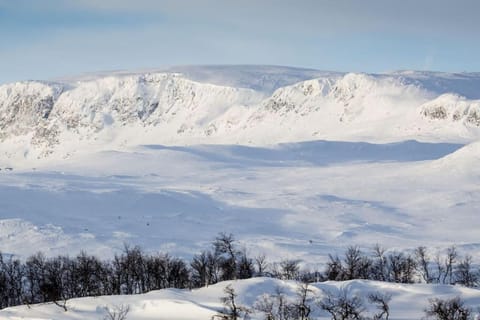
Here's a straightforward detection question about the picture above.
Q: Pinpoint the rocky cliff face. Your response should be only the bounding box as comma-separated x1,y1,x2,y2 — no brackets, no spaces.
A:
421,94,480,125
0,82,63,139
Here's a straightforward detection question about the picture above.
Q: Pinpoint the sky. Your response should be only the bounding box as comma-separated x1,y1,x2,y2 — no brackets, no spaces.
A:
0,0,479,84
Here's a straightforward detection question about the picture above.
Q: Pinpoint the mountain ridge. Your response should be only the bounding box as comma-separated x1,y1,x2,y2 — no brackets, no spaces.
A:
1,66,480,165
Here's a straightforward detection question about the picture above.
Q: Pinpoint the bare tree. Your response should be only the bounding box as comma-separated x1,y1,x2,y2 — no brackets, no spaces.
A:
343,246,364,280
371,245,388,282
279,260,300,280
103,304,130,320
424,297,471,320
318,289,365,320
387,252,416,284
433,253,446,284
191,251,211,287
237,249,254,280
52,298,68,312
255,254,269,277
254,294,276,320
455,255,478,287
294,282,314,320
220,285,250,320
415,246,431,283
325,255,344,281
254,287,297,320
0,253,24,308
368,292,391,320
214,233,240,281
443,246,458,285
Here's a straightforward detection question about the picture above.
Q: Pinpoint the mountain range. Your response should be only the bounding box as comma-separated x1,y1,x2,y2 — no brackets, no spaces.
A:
2,66,480,166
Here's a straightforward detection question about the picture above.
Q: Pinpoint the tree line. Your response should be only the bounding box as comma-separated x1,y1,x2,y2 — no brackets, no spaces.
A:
322,244,476,286
0,233,478,310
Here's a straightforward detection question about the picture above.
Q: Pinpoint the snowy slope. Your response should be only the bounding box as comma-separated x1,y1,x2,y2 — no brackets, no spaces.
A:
1,139,480,263
1,66,480,261
2,278,480,320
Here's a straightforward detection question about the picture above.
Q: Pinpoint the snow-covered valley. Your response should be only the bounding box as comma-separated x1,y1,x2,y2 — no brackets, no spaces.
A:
1,66,480,319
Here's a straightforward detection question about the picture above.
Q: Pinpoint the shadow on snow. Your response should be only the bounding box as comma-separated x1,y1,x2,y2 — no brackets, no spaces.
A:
143,140,464,167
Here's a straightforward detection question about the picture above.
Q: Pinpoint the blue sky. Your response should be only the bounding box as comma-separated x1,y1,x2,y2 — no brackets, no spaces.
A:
0,0,479,84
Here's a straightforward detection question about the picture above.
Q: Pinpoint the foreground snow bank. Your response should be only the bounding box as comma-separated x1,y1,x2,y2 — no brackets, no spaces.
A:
2,278,480,320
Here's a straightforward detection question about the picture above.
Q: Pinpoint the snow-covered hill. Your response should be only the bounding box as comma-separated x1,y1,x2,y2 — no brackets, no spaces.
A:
2,66,480,166
2,278,480,320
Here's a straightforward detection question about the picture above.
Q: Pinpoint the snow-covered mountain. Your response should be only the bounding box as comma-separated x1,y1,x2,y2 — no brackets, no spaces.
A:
1,66,480,166
0,72,263,162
